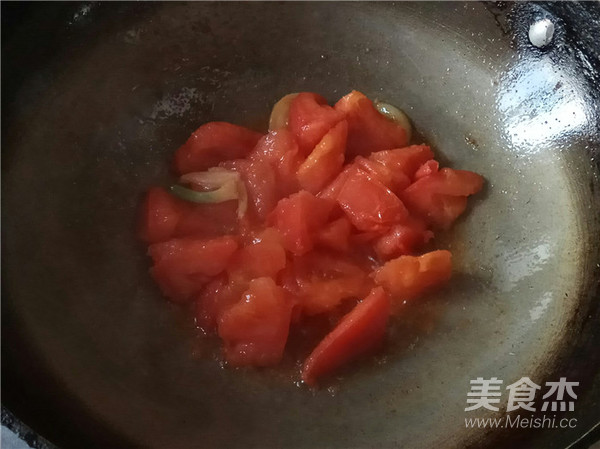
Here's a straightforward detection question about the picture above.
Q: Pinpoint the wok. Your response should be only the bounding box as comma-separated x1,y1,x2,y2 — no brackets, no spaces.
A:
2,2,600,448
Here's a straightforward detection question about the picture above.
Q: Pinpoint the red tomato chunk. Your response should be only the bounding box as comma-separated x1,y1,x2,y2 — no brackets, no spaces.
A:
149,236,238,303
140,90,484,386
336,168,408,233
285,251,372,316
174,122,262,174
369,145,434,180
140,187,181,244
335,91,409,157
268,191,333,256
302,287,391,386
374,250,452,302
288,93,344,156
218,277,293,367
297,120,348,194
402,168,484,229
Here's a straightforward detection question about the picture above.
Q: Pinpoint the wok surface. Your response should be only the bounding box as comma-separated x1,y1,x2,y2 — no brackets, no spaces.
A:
2,2,599,448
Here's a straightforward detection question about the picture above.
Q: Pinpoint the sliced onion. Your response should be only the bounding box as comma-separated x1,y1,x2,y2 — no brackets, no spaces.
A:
170,181,238,203
235,177,248,219
173,168,248,218
374,100,412,142
180,168,240,189
269,93,299,131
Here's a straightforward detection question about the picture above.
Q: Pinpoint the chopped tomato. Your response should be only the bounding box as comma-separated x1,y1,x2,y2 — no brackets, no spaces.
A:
288,252,371,316
140,187,182,244
353,156,392,187
218,277,293,366
288,93,344,156
414,159,439,180
334,90,408,157
268,191,334,255
402,168,484,229
148,236,238,302
373,250,452,301
150,264,208,304
148,235,238,274
240,159,278,220
148,236,237,302
337,169,408,232
174,201,239,239
227,228,287,282
369,145,434,180
317,164,358,202
408,168,484,196
354,156,411,193
316,217,352,252
349,230,381,245
405,194,468,230
301,287,390,386
142,90,485,384
249,129,302,195
373,217,434,260
195,276,246,334
174,122,262,174
300,278,367,316
297,120,348,194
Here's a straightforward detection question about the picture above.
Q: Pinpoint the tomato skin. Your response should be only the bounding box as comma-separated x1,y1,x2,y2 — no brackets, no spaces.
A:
369,145,434,180
373,250,452,301
301,287,390,386
227,228,287,282
334,91,408,157
268,191,334,255
174,122,262,174
140,187,182,244
337,169,408,233
148,236,238,303
297,120,348,195
249,129,302,195
288,93,344,156
218,277,293,367
402,168,484,229
316,217,352,252
373,217,434,260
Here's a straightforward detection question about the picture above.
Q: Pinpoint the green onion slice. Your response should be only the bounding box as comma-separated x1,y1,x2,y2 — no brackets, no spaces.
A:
170,168,248,218
374,100,412,142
